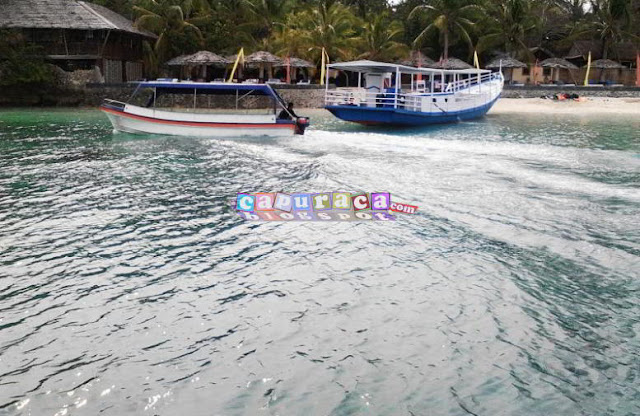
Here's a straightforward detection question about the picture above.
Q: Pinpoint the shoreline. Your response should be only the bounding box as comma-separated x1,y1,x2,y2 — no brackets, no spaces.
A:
2,97,640,117
489,97,640,115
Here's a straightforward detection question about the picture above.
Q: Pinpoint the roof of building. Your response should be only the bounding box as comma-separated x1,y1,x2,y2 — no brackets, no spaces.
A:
426,57,474,70
485,57,528,69
539,57,578,69
165,51,231,66
0,0,156,38
565,40,637,62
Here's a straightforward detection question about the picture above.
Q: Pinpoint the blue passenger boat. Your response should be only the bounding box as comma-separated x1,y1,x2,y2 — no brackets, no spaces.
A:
324,60,503,126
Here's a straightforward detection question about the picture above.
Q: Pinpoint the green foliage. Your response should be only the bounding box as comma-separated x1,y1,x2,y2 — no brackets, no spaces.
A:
357,12,408,61
0,30,54,87
88,0,133,17
132,0,211,69
477,0,537,59
409,0,485,59
86,0,640,70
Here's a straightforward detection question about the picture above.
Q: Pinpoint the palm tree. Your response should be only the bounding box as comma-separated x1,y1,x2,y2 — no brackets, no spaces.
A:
291,1,359,62
270,15,308,58
589,0,634,60
357,13,408,61
133,0,211,64
409,0,484,60
478,0,536,59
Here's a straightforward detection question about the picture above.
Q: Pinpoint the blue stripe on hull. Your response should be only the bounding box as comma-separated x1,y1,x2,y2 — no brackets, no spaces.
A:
326,97,499,126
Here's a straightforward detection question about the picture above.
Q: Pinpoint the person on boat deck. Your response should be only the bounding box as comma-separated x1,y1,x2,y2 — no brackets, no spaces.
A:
278,102,298,120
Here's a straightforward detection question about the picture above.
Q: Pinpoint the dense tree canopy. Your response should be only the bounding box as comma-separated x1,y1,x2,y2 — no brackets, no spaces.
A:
83,0,640,69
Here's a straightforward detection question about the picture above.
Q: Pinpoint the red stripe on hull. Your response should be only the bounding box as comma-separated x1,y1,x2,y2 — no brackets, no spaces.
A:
101,106,296,130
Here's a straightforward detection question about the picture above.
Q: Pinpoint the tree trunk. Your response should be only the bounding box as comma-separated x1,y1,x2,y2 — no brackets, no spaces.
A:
599,37,608,82
443,30,449,60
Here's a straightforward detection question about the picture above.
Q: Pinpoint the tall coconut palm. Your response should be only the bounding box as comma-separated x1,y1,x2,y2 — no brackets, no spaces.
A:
589,0,634,60
357,13,408,61
133,0,211,64
477,0,537,59
293,1,359,62
409,0,484,60
270,16,308,58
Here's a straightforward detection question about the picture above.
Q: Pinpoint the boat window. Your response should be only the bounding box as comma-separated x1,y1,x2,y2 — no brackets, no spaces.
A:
128,87,156,107
127,86,276,115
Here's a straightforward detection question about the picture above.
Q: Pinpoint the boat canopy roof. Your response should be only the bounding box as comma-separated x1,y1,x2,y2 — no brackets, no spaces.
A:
137,81,281,97
327,60,491,75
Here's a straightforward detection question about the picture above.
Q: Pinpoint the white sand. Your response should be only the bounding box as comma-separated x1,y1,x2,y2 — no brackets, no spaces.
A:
490,97,640,115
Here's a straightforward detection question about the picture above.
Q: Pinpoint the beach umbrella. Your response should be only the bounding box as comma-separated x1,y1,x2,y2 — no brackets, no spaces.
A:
274,57,315,83
588,59,624,69
485,57,527,84
166,55,190,66
540,58,578,69
180,51,231,66
427,57,473,70
485,57,527,69
165,51,230,79
540,58,578,83
245,51,284,79
274,57,315,68
399,51,435,67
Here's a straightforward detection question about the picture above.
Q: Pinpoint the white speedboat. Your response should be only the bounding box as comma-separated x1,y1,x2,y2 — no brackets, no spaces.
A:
100,81,309,137
324,60,503,126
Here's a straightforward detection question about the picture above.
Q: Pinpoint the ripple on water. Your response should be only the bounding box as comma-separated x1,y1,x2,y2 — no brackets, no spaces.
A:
0,109,639,416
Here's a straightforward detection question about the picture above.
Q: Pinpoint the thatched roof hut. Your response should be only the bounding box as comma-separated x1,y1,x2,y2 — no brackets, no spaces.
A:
177,51,230,66
0,0,156,82
399,51,435,67
166,55,190,66
0,0,155,38
566,40,637,66
485,57,527,69
274,58,315,68
243,51,283,80
427,58,473,70
540,58,578,69
165,51,231,80
588,59,624,69
245,51,283,66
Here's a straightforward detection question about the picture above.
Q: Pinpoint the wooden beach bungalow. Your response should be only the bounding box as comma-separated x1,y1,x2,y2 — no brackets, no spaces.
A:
0,0,156,83
565,41,638,85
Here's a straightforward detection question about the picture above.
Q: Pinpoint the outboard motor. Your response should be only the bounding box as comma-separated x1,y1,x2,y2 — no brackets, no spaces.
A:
295,117,310,135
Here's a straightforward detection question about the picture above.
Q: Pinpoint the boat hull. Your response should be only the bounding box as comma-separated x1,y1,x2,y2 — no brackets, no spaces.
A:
326,96,499,127
101,106,298,138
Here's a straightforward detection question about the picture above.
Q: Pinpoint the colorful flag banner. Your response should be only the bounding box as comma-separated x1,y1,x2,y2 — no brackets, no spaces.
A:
227,48,245,83
584,51,591,86
320,48,329,86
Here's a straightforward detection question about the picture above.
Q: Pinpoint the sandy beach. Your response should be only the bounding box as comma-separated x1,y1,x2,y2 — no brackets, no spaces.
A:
490,97,640,115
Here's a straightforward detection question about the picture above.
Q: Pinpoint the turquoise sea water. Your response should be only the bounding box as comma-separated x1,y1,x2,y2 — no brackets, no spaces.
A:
0,108,639,416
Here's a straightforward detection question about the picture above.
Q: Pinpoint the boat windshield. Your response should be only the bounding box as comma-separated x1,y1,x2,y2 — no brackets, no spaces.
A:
126,83,286,115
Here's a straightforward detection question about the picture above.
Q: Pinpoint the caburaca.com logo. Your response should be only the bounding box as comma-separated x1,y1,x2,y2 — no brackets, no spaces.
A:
235,192,418,221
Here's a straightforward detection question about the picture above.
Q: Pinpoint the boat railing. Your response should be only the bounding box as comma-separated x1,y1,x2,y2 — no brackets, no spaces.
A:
325,72,502,111
325,90,424,112
444,72,502,92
